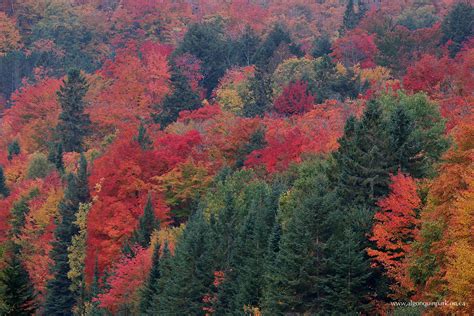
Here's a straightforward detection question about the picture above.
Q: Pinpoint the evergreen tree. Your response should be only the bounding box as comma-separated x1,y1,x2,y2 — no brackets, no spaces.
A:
7,140,20,161
154,211,214,315
242,67,273,117
175,19,229,96
134,194,157,248
148,242,172,315
139,243,161,315
441,1,474,57
0,254,37,316
387,106,425,177
76,153,90,204
215,183,276,314
341,0,364,33
9,190,39,238
334,100,394,209
48,142,65,173
234,26,260,66
45,157,89,315
56,69,91,152
263,162,334,314
0,166,9,198
253,23,303,71
312,34,333,58
323,227,372,313
153,66,200,128
134,121,153,150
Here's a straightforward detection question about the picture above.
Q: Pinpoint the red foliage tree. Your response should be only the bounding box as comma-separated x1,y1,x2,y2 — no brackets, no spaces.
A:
331,28,378,68
85,130,203,281
97,246,152,313
273,81,315,116
368,172,421,297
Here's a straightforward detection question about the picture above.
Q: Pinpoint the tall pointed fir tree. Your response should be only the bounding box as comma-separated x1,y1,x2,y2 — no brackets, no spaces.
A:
215,182,276,314
7,140,20,161
153,64,200,128
135,193,157,248
148,242,172,315
334,100,394,210
48,142,65,173
139,243,161,314
323,227,372,313
134,121,153,150
44,156,89,314
0,254,37,316
262,162,335,314
0,165,9,198
56,69,91,153
153,211,214,315
341,0,365,34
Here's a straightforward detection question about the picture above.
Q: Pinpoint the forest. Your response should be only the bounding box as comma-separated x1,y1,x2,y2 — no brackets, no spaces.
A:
0,0,473,315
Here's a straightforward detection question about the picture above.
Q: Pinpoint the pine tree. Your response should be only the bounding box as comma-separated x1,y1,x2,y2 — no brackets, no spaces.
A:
175,19,229,96
56,69,91,152
387,106,425,177
323,227,372,313
134,121,153,150
234,26,260,66
44,174,81,315
77,153,90,203
154,211,214,315
263,164,334,314
242,67,273,117
148,242,172,315
341,0,363,34
0,165,9,198
153,66,200,128
0,254,37,316
312,34,333,58
139,243,161,315
48,142,65,173
7,140,20,161
441,2,474,57
135,194,157,248
45,157,89,315
334,100,394,209
215,183,276,314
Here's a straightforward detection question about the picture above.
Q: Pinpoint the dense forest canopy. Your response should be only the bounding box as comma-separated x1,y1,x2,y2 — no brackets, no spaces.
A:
0,0,473,315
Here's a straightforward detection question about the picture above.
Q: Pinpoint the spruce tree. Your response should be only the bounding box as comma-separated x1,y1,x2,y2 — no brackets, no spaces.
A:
234,26,260,66
175,19,229,96
0,166,9,198
135,194,157,248
441,1,474,57
44,174,81,315
154,211,214,315
134,121,153,150
7,140,20,161
323,227,372,313
312,34,333,58
77,153,90,203
48,142,65,173
139,243,161,315
56,69,91,152
148,242,172,315
341,0,364,33
263,164,334,314
242,67,273,117
0,254,37,316
334,100,394,209
153,66,200,128
387,106,425,177
45,156,89,315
